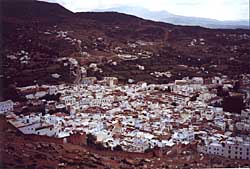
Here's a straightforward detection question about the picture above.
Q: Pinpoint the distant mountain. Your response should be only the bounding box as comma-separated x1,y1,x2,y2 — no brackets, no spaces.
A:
94,6,249,29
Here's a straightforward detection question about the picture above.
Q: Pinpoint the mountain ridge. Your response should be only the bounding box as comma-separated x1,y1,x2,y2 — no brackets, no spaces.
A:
93,6,249,29
1,0,250,88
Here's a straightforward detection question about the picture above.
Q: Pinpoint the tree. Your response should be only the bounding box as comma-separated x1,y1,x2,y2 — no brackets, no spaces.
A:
190,93,199,101
167,86,171,92
233,81,240,92
217,86,229,97
171,102,177,106
113,145,123,151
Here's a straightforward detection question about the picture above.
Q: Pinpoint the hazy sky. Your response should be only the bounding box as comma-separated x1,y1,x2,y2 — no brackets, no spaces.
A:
43,0,249,21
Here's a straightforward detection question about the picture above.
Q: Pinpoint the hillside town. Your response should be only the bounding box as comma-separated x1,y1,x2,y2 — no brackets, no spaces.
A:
1,0,250,168
1,74,250,161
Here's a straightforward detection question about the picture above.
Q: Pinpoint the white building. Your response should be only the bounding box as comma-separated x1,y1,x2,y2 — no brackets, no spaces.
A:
241,109,250,119
122,138,150,153
18,122,41,134
198,138,250,160
212,77,223,85
49,86,58,95
172,129,194,142
103,77,118,87
61,96,76,105
192,77,204,84
35,125,59,136
235,122,250,132
0,100,14,114
201,106,215,120
82,77,97,85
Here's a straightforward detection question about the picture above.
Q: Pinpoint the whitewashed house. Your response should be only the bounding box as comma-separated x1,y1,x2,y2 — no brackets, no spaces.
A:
18,122,41,135
49,86,58,95
103,77,118,87
198,138,250,160
172,129,195,142
35,125,58,136
0,100,14,114
192,77,204,84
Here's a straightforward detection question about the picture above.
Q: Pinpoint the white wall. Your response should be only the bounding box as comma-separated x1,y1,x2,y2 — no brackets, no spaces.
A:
0,101,14,114
198,143,250,160
19,123,41,134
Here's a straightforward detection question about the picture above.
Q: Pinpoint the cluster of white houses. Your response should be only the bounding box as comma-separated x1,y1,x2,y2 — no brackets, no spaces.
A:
198,136,250,160
1,75,250,159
